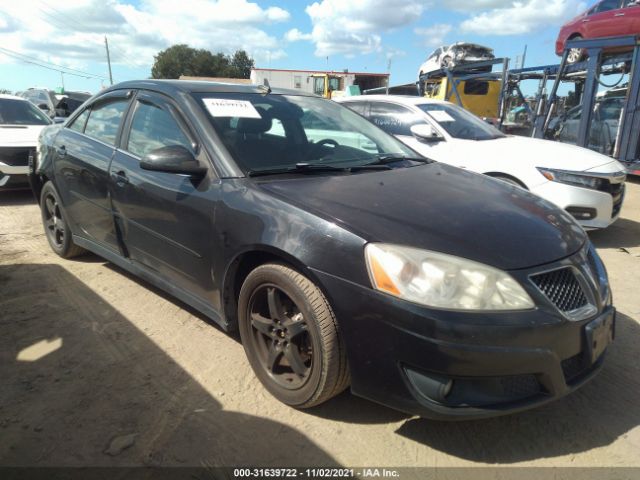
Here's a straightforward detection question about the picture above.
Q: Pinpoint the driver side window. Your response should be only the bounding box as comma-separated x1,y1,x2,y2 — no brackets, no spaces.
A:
127,101,193,158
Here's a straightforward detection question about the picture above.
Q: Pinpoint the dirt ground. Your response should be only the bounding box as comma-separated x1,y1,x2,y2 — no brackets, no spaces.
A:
1,179,639,475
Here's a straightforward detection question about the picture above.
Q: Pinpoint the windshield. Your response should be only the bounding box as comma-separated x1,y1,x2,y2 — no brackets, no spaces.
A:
194,92,415,174
417,102,505,141
0,98,52,125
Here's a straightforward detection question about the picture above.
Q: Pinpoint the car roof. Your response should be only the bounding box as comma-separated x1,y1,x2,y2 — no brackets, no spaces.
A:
335,94,450,107
102,79,315,98
0,93,28,102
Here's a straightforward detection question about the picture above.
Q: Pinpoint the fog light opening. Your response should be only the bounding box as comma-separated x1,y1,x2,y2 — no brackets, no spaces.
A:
566,206,597,221
405,367,454,404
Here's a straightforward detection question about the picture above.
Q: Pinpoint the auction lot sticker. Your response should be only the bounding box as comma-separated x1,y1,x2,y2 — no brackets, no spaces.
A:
203,98,262,118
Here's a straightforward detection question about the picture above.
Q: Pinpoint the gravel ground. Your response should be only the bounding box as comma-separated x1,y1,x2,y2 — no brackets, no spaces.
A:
0,179,639,475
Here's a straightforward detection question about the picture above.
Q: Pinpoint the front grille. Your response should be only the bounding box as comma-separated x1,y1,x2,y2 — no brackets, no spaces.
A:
611,183,625,218
596,178,625,218
0,147,33,167
531,267,588,313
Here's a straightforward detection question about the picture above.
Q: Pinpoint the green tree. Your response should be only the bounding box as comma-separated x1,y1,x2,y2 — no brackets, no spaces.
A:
226,50,254,79
151,45,254,79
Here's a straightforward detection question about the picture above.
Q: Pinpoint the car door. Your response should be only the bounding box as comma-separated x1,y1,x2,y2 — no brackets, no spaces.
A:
583,0,625,38
52,91,131,252
109,90,220,302
621,0,640,33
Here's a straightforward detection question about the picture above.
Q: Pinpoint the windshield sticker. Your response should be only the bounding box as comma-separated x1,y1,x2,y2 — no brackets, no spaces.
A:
429,111,455,123
202,98,262,118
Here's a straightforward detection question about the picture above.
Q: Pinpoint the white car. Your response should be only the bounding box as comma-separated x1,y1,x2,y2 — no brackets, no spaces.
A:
0,94,51,189
418,43,494,77
335,95,626,230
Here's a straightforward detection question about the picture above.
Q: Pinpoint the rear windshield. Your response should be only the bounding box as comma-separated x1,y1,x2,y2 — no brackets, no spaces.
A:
0,98,51,125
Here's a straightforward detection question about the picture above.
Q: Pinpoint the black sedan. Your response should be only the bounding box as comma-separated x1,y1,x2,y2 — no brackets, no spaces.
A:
31,80,615,419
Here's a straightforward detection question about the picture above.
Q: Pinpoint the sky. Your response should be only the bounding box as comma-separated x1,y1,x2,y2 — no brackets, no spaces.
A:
0,0,594,95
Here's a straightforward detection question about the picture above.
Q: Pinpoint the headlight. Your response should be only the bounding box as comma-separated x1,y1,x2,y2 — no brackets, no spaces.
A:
537,168,604,190
365,244,534,311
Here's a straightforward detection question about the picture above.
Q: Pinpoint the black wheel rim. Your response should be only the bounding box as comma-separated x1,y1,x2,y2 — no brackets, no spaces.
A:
43,194,65,248
248,285,313,390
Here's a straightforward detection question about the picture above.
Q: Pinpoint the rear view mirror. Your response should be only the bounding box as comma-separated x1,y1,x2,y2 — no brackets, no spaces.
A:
140,145,207,178
410,124,444,143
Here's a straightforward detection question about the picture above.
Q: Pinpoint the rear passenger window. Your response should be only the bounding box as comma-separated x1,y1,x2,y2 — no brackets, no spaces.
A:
127,102,193,158
84,99,129,145
68,109,89,133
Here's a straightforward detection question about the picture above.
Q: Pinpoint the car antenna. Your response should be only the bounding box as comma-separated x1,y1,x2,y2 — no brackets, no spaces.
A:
258,79,271,95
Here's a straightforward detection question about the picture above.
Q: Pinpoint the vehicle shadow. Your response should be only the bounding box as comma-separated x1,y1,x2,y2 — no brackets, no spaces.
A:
0,263,340,467
0,189,36,206
394,312,640,463
589,218,640,250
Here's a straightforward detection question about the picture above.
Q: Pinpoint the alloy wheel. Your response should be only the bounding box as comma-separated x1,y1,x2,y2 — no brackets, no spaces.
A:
247,284,312,389
43,194,65,248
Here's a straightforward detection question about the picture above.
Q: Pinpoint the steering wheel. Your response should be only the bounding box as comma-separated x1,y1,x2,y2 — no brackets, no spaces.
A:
307,138,339,161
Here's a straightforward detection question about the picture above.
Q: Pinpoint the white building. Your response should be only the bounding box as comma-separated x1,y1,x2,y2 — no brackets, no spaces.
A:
250,68,389,96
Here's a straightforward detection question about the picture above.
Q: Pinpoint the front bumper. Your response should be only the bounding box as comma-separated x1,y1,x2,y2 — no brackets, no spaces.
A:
531,180,624,230
312,252,614,420
1,146,33,188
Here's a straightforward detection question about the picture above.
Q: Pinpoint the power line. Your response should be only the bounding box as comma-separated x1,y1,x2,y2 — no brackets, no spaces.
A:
36,0,144,71
0,46,107,80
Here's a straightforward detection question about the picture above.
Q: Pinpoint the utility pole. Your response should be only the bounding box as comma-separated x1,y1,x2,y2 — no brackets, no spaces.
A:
104,36,113,85
521,44,528,70
386,58,391,95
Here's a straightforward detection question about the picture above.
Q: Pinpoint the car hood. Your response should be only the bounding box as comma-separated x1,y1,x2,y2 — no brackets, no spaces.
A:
452,135,622,173
0,124,47,146
257,163,586,271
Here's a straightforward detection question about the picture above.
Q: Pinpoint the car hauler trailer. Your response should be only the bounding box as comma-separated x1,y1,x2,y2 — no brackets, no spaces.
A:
532,35,640,176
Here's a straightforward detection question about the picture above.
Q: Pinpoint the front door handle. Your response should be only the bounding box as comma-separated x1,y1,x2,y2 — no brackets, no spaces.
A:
113,170,129,186
614,12,625,16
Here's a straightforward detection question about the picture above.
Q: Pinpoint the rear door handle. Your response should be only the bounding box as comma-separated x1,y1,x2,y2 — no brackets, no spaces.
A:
614,13,625,16
56,145,66,157
113,170,129,186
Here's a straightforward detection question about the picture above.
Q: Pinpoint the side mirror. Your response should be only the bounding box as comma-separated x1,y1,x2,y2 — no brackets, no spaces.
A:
37,103,50,111
410,123,443,143
140,145,207,178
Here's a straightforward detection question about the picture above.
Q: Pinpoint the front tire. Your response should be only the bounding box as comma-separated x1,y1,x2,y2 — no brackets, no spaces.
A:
238,263,349,408
40,181,85,258
491,175,526,189
566,36,584,64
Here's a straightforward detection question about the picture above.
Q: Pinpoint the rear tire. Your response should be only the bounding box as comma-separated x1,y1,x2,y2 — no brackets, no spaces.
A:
40,181,85,259
238,263,349,408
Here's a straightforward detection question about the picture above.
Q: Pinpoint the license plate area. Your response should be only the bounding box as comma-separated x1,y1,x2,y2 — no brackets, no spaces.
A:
585,311,615,364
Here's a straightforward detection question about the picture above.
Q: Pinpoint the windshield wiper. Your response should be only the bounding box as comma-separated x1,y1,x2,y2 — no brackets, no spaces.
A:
368,154,432,165
247,162,391,177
